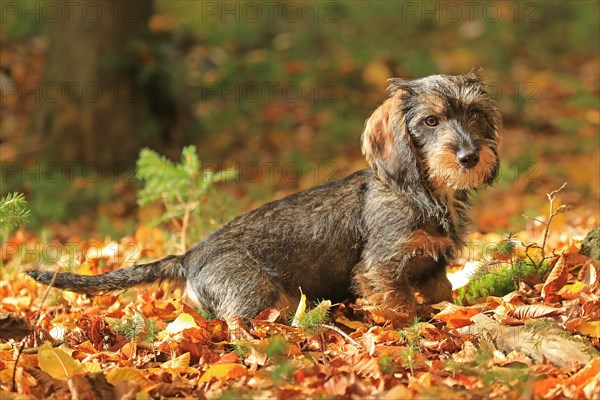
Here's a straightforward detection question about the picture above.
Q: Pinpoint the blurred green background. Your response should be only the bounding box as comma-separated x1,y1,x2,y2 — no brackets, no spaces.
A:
1,0,598,240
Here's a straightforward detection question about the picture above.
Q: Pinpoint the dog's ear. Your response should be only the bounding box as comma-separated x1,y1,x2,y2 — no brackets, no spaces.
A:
387,78,415,96
361,85,421,190
466,67,484,82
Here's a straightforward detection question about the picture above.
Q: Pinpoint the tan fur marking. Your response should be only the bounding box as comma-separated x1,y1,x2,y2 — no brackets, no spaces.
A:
403,229,455,259
426,145,497,190
274,292,299,320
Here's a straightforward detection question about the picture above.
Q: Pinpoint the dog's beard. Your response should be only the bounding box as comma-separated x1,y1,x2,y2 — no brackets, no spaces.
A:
426,146,498,190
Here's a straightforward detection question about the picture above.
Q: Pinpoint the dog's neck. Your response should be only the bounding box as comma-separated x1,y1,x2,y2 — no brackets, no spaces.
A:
432,188,471,246
405,184,471,244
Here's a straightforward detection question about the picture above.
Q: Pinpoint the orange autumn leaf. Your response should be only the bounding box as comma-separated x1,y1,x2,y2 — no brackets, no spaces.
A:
564,358,600,399
432,304,480,328
198,363,248,383
534,377,563,399
542,255,568,302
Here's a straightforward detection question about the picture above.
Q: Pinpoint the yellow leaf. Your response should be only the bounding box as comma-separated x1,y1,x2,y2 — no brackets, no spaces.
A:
106,367,154,390
199,363,247,383
162,352,190,369
576,320,600,338
291,292,307,328
557,282,586,299
83,363,102,373
157,313,199,340
75,261,95,276
38,341,83,380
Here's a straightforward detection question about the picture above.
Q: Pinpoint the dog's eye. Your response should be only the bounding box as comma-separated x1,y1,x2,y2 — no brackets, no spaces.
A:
424,116,439,127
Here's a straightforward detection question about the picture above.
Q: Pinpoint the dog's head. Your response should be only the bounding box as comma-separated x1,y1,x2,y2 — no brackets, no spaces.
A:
362,72,501,192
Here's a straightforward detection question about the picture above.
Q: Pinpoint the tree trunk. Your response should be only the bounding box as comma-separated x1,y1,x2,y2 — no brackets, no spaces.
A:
28,0,157,168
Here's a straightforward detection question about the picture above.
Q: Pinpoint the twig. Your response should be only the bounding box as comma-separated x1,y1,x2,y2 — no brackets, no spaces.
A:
521,214,545,226
12,264,61,392
540,183,567,261
521,183,567,274
314,324,362,349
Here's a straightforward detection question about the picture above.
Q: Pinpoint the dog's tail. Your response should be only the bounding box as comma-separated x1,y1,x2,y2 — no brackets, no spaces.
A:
25,255,185,295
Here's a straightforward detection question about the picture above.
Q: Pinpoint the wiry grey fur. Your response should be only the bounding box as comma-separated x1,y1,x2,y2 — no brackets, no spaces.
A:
26,73,501,324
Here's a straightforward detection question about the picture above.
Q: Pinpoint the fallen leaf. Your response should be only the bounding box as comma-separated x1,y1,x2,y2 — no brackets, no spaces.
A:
452,341,478,364
157,313,199,339
433,304,479,328
335,316,367,331
542,255,568,302
162,352,190,369
574,320,600,338
38,342,83,380
534,377,563,399
557,282,586,299
291,293,307,327
255,308,280,322
198,363,247,383
510,304,563,320
106,367,154,390
578,261,599,286
563,358,600,398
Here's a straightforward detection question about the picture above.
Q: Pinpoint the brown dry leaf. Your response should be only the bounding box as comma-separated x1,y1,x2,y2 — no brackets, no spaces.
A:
25,367,70,399
542,255,568,302
255,308,280,322
494,350,532,366
510,304,563,320
198,363,248,383
335,316,366,331
245,346,268,369
0,313,32,340
452,341,478,364
579,261,599,286
68,372,114,400
528,363,563,377
502,291,528,304
563,252,592,271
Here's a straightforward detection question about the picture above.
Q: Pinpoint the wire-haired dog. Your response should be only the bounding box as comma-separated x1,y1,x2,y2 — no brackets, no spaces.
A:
27,73,501,325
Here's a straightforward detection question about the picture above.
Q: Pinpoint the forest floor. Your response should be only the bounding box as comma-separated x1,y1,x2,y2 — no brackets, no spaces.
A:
1,2,599,398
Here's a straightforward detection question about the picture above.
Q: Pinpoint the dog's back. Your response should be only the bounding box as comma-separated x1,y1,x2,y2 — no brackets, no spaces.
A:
183,169,370,317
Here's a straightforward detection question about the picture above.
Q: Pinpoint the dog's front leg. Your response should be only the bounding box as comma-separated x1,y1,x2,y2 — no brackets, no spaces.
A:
402,229,455,318
412,269,453,318
353,262,417,327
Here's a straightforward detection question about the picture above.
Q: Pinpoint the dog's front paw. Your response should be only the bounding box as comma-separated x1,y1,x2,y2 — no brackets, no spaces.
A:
354,295,416,328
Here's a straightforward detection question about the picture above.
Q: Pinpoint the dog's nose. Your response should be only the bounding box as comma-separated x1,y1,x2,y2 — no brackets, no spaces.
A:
457,149,480,168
